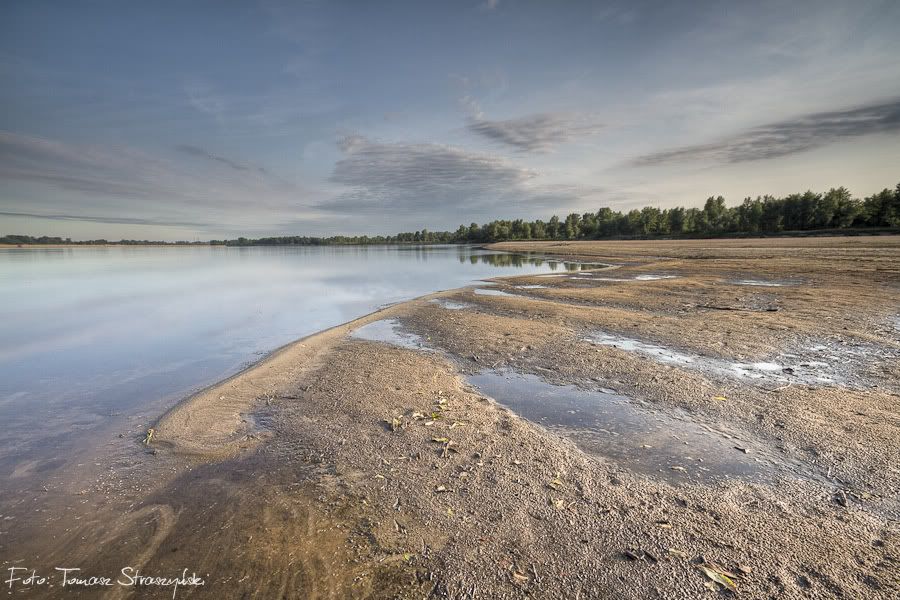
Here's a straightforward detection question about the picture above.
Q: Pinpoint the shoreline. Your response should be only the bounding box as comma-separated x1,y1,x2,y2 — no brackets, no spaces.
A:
153,287,465,459
9,237,898,598
2,230,898,250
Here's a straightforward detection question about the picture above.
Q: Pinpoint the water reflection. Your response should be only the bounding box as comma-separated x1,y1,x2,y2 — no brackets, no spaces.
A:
0,245,567,487
456,248,594,271
469,370,822,485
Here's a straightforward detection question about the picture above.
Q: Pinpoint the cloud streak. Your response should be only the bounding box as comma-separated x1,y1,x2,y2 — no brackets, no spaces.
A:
632,97,900,166
176,144,268,174
468,112,603,152
0,210,211,228
322,135,537,213
0,131,323,232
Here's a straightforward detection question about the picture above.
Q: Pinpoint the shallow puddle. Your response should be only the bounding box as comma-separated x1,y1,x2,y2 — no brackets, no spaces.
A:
634,274,678,280
514,285,547,289
589,274,678,282
468,370,818,484
350,319,431,350
588,333,694,364
730,279,796,287
473,288,515,297
429,299,472,310
584,331,861,387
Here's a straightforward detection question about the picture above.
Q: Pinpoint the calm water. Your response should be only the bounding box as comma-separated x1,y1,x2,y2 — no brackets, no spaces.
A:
0,245,582,480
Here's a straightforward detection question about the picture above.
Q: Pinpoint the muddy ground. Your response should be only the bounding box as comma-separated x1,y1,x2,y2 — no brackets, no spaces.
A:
3,236,899,599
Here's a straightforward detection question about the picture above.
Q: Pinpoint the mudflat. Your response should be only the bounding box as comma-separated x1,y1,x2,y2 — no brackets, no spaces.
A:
11,236,900,598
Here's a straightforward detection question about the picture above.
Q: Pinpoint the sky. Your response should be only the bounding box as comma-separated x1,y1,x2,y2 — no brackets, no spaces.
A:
1,0,899,241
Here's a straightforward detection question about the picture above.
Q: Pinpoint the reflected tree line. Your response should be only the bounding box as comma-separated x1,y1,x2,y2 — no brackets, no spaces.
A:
460,251,587,270
3,183,897,246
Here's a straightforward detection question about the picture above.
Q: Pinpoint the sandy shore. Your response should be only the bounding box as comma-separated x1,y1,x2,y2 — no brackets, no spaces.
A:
8,236,899,599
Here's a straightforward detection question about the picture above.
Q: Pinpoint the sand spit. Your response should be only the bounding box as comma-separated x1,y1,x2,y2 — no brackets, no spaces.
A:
15,236,899,599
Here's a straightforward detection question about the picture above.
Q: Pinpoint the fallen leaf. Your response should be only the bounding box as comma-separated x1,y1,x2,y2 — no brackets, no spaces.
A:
714,395,728,401
697,564,738,594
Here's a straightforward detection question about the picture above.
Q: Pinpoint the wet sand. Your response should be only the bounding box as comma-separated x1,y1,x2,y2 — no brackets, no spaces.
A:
2,236,899,598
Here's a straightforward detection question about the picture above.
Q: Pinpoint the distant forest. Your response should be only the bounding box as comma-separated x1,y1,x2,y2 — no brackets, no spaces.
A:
3,183,898,246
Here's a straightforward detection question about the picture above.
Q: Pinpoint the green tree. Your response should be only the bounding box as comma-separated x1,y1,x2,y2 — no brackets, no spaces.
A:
548,215,561,239
564,213,581,239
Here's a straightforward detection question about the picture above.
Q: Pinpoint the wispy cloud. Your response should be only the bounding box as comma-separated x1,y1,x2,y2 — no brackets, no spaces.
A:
0,131,178,200
320,135,537,214
175,144,268,174
632,97,900,166
183,82,226,121
0,131,322,231
0,210,211,228
468,112,604,152
319,135,606,221
459,89,602,152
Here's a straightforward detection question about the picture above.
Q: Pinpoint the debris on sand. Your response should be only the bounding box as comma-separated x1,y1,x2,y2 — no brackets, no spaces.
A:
696,562,739,593
622,548,659,563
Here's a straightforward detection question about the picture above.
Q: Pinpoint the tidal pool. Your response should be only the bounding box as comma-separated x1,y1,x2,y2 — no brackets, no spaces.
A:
473,288,515,297
351,319,431,350
468,370,820,485
429,299,473,310
582,331,882,387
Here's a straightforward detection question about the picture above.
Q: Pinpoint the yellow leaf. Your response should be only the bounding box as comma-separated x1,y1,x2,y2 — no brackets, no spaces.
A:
697,565,738,594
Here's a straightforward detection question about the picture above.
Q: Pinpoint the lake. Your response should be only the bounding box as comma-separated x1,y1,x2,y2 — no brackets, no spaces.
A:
0,245,583,488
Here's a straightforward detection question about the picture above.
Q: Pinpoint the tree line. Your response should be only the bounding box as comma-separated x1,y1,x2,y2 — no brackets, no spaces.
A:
446,184,899,243
3,183,898,246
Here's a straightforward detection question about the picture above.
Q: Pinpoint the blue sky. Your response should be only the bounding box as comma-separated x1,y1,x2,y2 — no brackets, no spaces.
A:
1,0,899,240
